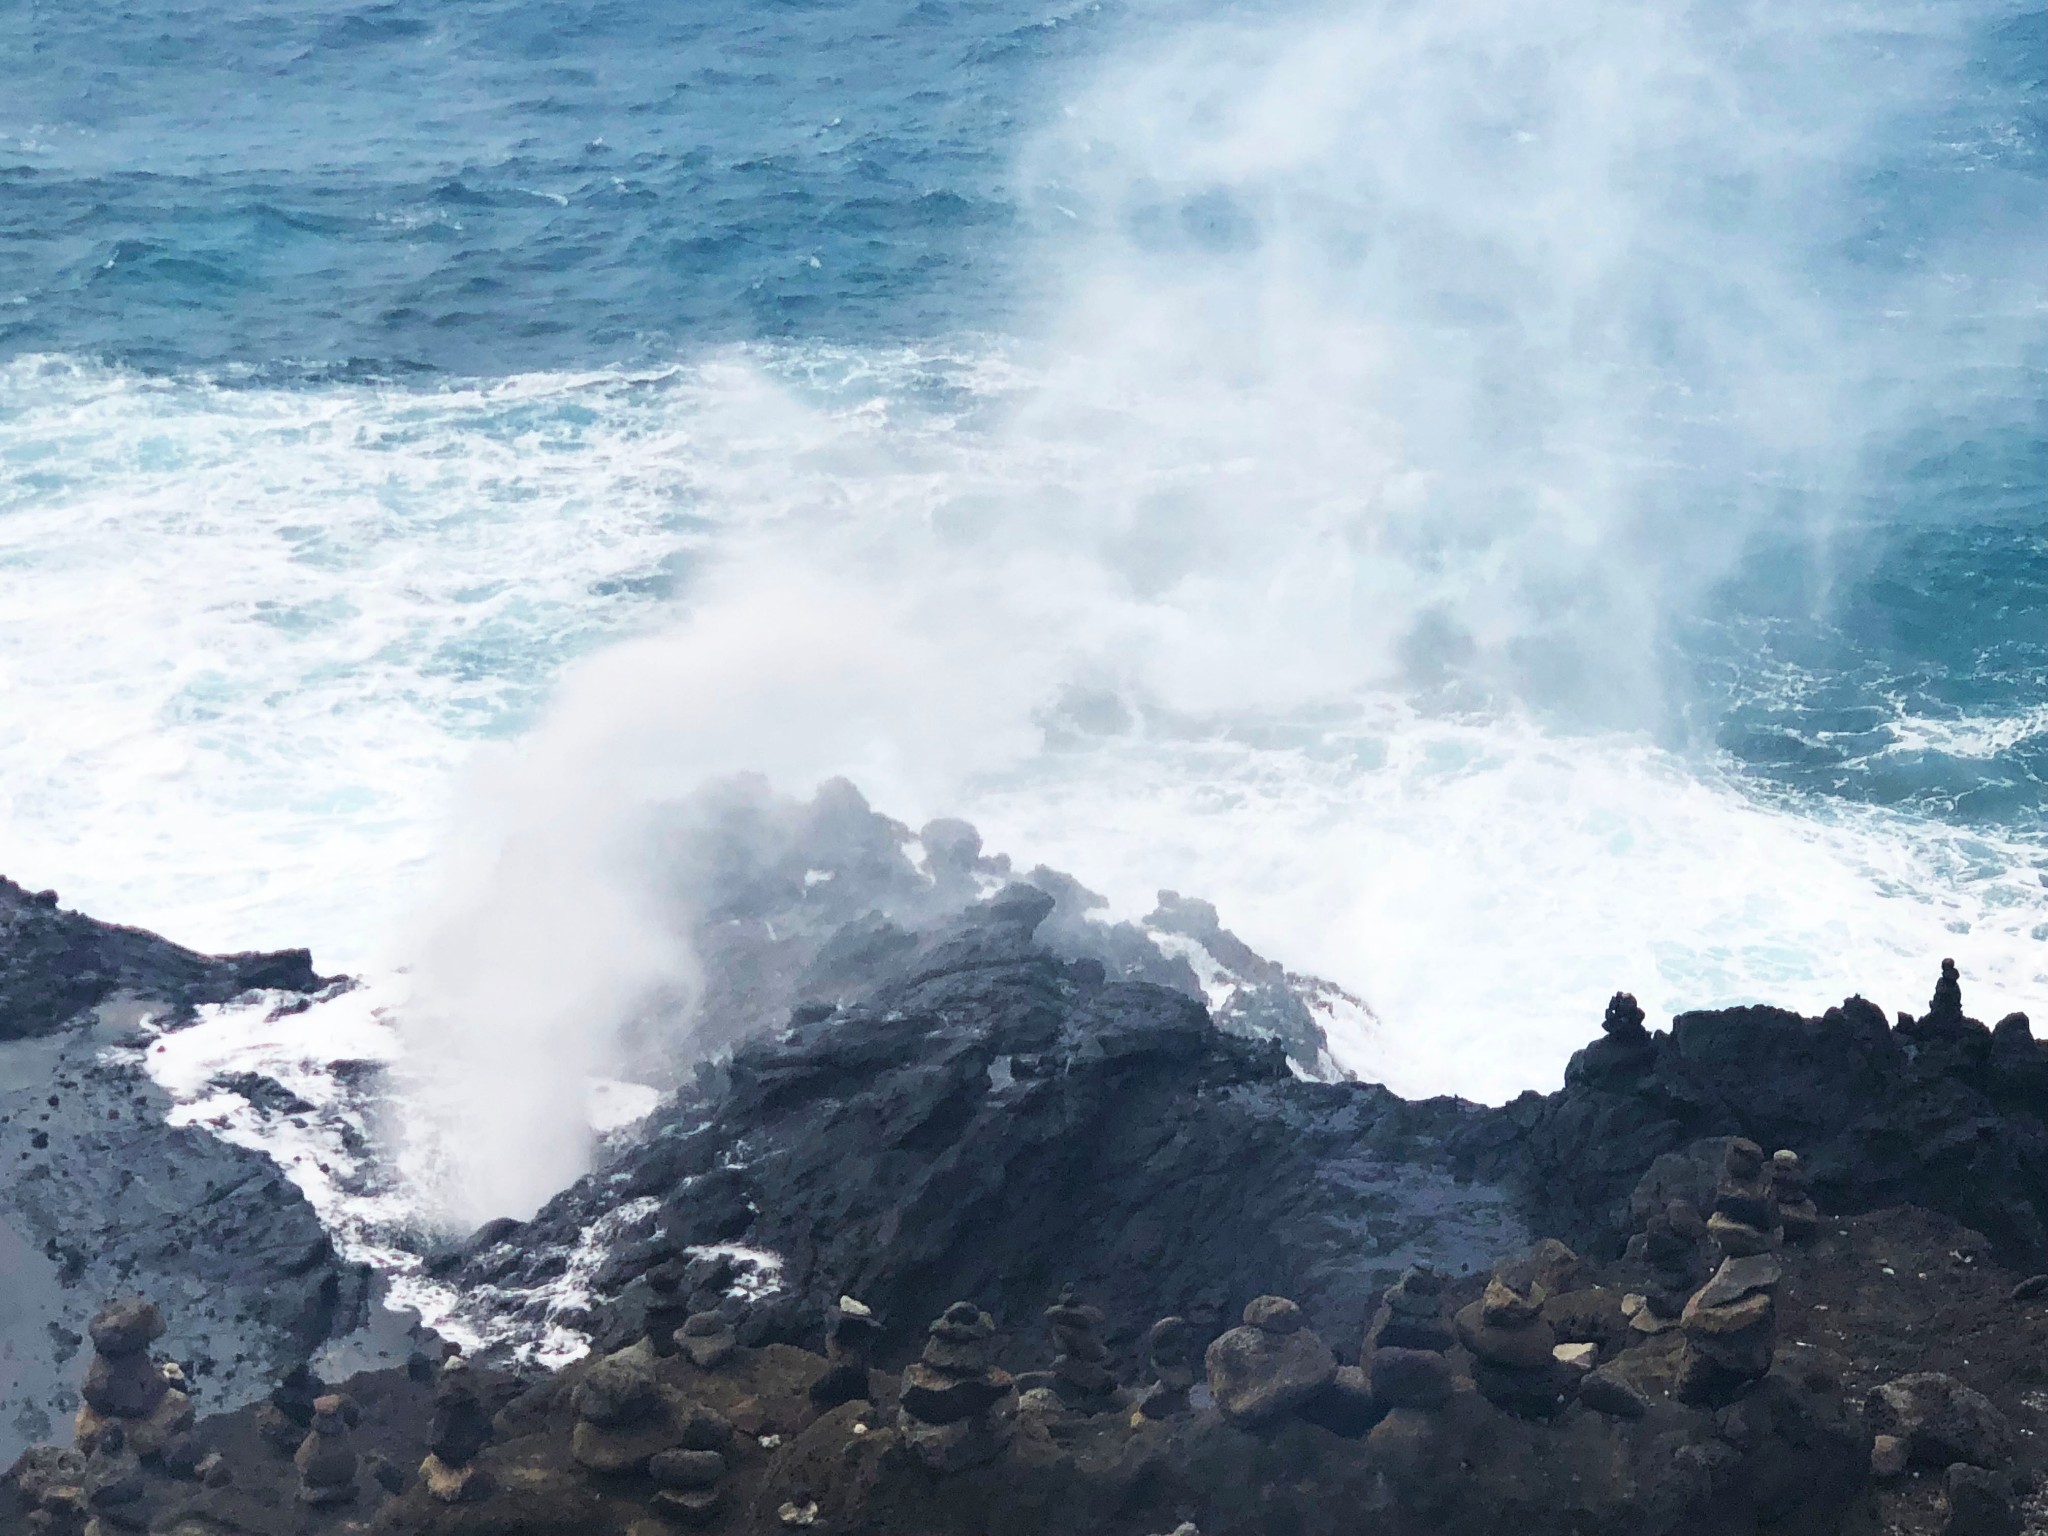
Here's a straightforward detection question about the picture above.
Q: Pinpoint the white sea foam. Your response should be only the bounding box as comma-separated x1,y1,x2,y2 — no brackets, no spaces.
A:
1876,705,2048,764
4,0,2045,1224
136,984,672,1362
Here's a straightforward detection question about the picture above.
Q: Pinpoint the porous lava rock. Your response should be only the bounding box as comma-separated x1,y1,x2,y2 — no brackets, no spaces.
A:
1204,1295,1335,1425
1866,1372,2014,1471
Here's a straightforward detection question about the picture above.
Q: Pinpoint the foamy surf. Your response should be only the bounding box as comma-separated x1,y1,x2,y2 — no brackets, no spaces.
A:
4,338,2043,1123
133,982,690,1365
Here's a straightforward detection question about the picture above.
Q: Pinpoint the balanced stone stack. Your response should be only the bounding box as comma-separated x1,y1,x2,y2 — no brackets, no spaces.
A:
421,1358,493,1503
1454,1262,1565,1418
677,1310,738,1371
1632,1201,1708,1334
255,1363,324,1454
1770,1150,1820,1243
810,1295,881,1410
1708,1139,1782,1257
643,1260,693,1359
573,1349,684,1474
293,1394,359,1505
646,1408,735,1528
1204,1296,1336,1427
1137,1317,1198,1420
1045,1287,1120,1413
897,1302,1016,1472
1364,1267,1455,1411
75,1299,193,1461
1676,1253,1781,1405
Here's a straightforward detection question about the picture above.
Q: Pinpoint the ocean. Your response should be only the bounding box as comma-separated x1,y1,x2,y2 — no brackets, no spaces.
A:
3,0,2046,1113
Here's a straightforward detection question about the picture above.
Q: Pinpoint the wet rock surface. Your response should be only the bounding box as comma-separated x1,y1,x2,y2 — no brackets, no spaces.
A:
0,882,356,1468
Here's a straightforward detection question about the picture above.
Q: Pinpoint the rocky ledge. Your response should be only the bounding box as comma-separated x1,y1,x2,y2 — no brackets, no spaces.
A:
0,881,368,1468
12,809,2048,1534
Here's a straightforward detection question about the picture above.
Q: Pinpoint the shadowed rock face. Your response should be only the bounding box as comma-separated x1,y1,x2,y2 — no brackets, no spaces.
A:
0,875,327,1042
1475,991,2048,1265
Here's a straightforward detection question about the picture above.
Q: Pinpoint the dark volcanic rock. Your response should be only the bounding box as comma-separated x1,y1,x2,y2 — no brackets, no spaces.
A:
475,883,1527,1360
0,874,329,1042
461,827,2048,1376
1467,985,2048,1264
0,880,355,1467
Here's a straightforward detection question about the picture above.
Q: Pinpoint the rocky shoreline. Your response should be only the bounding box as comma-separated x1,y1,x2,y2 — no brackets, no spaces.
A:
10,815,2048,1533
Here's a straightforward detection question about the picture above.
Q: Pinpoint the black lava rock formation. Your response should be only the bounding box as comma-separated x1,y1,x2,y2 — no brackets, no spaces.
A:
0,884,359,1467
0,875,327,1042
451,795,2048,1382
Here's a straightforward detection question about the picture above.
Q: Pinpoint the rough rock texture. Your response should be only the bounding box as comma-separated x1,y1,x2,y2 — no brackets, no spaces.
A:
626,778,1362,1079
0,881,358,1467
1865,1372,2014,1471
451,855,2048,1381
473,883,1528,1364
1484,986,2048,1265
3,1280,1883,1536
0,875,325,1042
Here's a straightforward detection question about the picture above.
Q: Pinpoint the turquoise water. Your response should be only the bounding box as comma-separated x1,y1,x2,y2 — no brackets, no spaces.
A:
2,0,2045,1099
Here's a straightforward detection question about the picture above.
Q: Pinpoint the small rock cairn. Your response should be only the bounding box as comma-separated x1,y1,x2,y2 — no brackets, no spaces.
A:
1137,1317,1197,1420
677,1310,738,1371
643,1260,693,1359
293,1393,359,1505
1770,1150,1820,1242
897,1302,1016,1471
255,1363,323,1454
646,1408,735,1527
1364,1267,1454,1412
76,1299,193,1460
1453,1261,1564,1418
1631,1200,1708,1334
809,1295,881,1410
572,1349,683,1474
1046,1287,1119,1413
421,1356,492,1503
1708,1138,1782,1257
1204,1296,1335,1427
1676,1252,1781,1405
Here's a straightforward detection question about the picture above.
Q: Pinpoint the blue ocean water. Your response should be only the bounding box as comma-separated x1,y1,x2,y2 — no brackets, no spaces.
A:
1,0,2045,1099
0,0,1094,370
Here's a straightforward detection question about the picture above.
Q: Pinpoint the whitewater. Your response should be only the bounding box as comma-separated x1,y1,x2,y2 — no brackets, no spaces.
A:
4,0,2046,1222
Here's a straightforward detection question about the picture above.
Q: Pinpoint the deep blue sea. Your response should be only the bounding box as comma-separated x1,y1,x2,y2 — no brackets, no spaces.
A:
2,0,2045,1101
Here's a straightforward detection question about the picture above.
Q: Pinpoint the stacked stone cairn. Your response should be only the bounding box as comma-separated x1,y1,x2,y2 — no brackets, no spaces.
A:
292,1393,360,1505
1136,1317,1198,1420
572,1348,684,1474
643,1260,693,1359
1770,1150,1820,1243
421,1357,493,1503
1631,1201,1708,1334
1045,1287,1120,1413
1454,1261,1566,1418
677,1309,738,1371
254,1363,324,1454
1708,1138,1782,1257
1204,1296,1336,1427
1364,1267,1455,1412
809,1295,881,1410
646,1408,735,1528
75,1299,193,1461
1675,1252,1781,1405
896,1302,1016,1471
